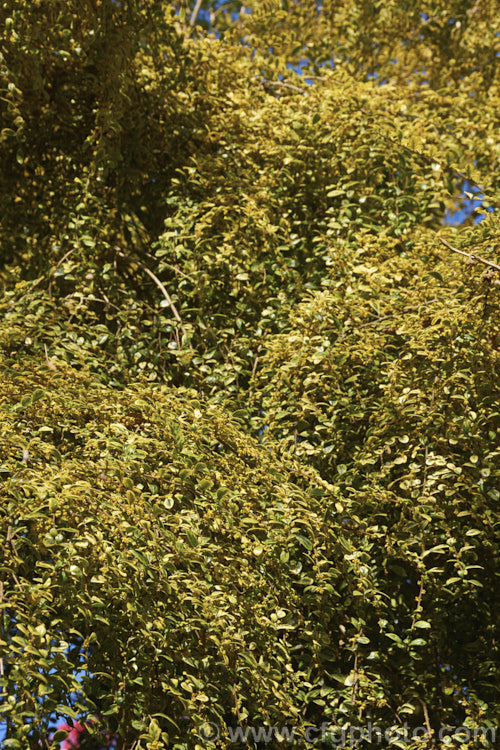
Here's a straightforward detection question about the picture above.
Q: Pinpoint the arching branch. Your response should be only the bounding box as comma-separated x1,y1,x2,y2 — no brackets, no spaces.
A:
438,237,500,272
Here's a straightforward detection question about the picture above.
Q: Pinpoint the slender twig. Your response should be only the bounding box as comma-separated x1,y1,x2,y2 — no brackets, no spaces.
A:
5,276,44,311
357,298,440,329
410,577,426,630
49,247,76,278
189,0,203,27
263,80,308,94
62,292,121,311
44,344,58,372
48,247,78,299
351,650,359,703
416,578,425,613
381,133,500,206
156,260,193,281
438,237,500,272
251,356,259,379
116,250,191,346
233,682,243,726
142,267,183,326
419,699,433,743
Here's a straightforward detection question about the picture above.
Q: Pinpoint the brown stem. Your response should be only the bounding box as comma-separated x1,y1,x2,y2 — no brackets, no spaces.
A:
357,298,440,329
251,356,259,379
116,250,191,346
438,237,500,272
141,266,184,327
233,682,242,725
351,650,359,704
419,699,434,743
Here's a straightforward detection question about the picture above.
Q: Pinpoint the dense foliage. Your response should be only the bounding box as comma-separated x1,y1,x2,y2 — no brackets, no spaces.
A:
0,1,499,748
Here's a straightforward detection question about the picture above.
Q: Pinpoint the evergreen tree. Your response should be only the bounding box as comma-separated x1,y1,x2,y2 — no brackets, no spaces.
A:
0,2,498,747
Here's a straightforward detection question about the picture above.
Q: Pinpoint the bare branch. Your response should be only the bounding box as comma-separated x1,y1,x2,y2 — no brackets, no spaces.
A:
141,265,183,327
438,237,500,272
419,699,434,744
116,250,191,346
189,0,203,27
263,80,308,95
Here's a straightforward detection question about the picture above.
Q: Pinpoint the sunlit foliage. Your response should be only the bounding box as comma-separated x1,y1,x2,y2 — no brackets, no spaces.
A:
0,1,499,747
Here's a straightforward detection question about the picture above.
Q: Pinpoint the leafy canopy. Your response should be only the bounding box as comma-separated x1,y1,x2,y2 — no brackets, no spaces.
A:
0,1,499,748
